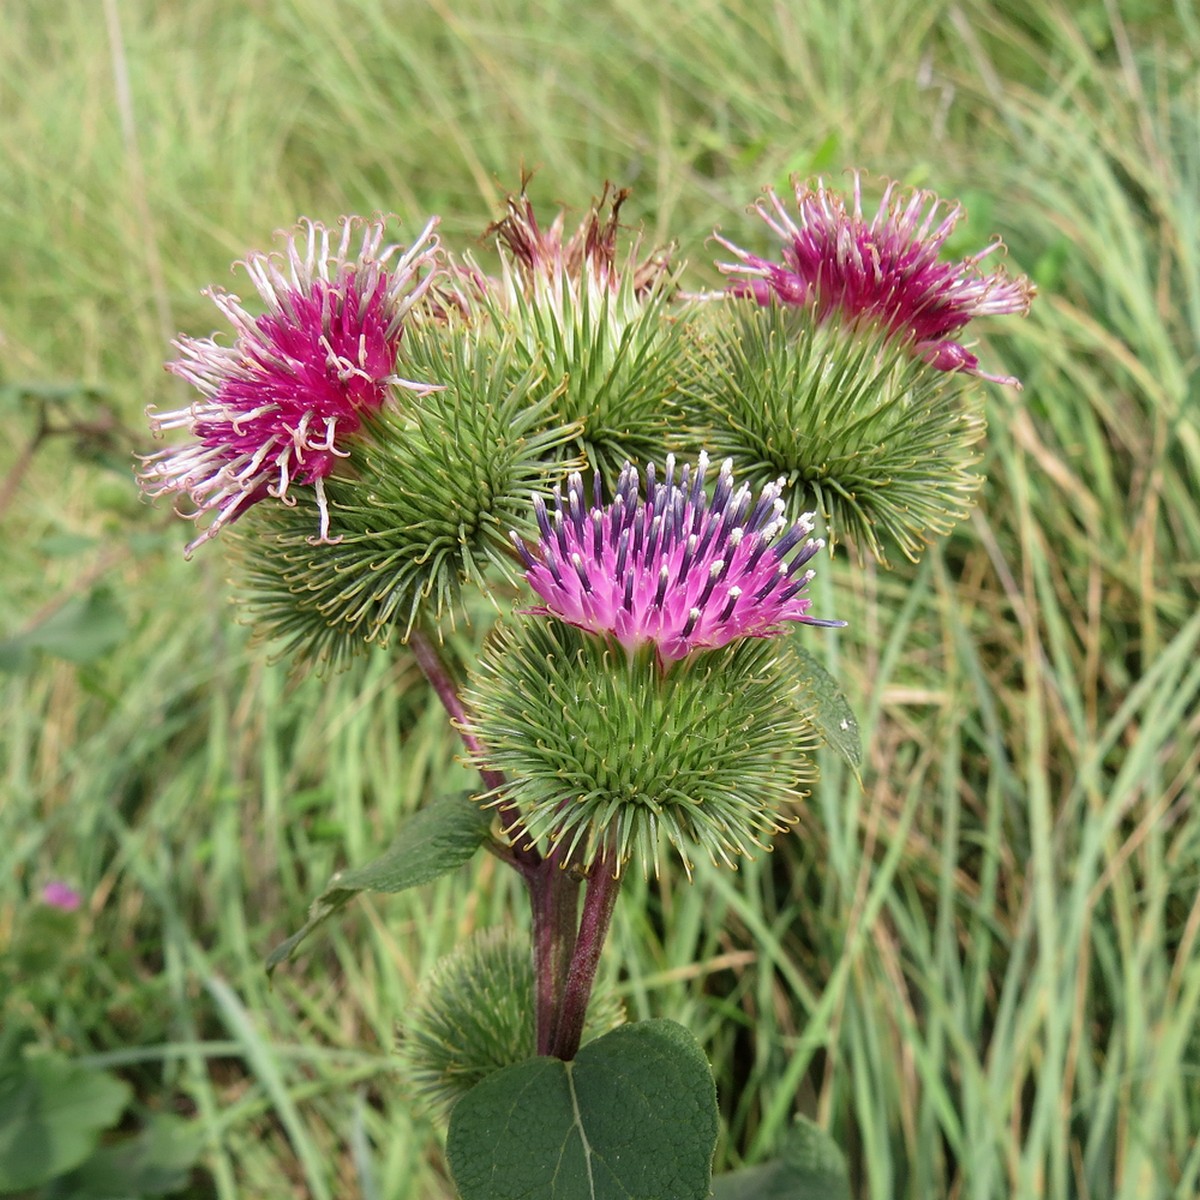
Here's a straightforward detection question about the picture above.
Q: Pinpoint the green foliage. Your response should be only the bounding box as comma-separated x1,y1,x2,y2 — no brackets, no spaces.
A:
0,1040,201,1198
681,306,986,564
466,618,820,874
398,928,625,1116
267,793,495,971
0,1047,130,1191
712,1116,851,1200
446,1019,718,1200
0,585,125,671
778,639,863,775
42,1114,204,1200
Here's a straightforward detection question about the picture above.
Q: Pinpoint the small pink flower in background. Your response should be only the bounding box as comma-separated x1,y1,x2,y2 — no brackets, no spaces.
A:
511,454,843,665
715,172,1035,386
140,216,442,555
41,881,82,912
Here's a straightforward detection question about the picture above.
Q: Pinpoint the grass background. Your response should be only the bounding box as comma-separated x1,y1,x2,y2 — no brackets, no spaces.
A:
2,0,1199,1197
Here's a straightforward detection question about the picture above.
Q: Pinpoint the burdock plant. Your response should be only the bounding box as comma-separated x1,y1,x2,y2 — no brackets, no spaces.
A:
686,171,1034,564
137,173,1032,1200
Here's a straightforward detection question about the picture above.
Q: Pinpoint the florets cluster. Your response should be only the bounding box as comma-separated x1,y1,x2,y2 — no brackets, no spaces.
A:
139,216,441,554
715,172,1035,385
512,454,843,664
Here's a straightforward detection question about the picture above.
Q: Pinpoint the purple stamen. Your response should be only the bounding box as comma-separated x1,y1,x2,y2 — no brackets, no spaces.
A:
513,455,844,663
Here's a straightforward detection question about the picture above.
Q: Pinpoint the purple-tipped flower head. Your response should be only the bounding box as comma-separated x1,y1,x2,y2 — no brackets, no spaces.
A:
715,172,1035,385
511,454,843,664
140,216,441,555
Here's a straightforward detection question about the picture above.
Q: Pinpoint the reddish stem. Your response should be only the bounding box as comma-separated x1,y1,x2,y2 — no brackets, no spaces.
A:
408,629,539,869
549,854,622,1061
407,630,617,1062
529,848,582,1056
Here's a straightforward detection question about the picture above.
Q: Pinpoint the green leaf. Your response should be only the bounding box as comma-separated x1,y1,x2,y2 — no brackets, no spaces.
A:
446,1019,718,1200
0,1052,131,1190
266,793,493,972
0,587,126,672
711,1117,851,1200
44,1113,204,1200
784,642,862,775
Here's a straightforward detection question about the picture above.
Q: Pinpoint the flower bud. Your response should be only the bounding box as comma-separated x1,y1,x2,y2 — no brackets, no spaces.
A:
467,619,820,876
231,324,583,666
398,929,623,1115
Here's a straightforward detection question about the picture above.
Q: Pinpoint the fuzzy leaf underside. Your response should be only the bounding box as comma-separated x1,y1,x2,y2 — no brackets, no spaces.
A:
446,1019,718,1200
266,793,493,972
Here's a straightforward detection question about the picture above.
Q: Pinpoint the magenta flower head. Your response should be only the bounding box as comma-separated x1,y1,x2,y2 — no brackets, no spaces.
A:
139,216,442,555
715,172,1035,385
511,453,844,665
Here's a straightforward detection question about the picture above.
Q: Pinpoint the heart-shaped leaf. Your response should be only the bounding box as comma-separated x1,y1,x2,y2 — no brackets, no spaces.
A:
447,1019,718,1200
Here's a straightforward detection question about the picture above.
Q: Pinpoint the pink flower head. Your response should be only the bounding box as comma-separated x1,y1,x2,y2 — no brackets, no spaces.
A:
140,216,442,555
41,881,82,912
511,454,844,664
715,172,1035,386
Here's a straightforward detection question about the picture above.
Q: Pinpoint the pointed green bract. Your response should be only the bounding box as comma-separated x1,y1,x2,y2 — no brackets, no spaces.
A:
399,928,625,1117
446,1019,718,1200
233,323,583,667
495,271,692,485
467,618,820,876
680,304,986,565
461,183,692,485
